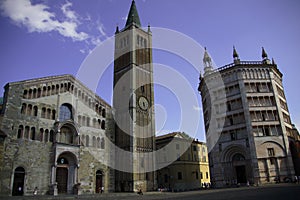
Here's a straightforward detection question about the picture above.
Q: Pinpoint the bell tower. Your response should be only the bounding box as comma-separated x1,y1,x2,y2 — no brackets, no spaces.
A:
113,0,156,192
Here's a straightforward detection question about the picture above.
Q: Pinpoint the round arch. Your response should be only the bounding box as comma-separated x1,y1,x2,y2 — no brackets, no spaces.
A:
221,144,248,163
260,141,287,157
59,103,75,121
12,167,26,196
56,122,80,145
56,152,78,194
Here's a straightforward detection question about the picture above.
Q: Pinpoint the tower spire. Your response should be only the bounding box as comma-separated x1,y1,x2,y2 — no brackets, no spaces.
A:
262,47,268,59
233,46,240,64
262,47,270,64
125,0,141,28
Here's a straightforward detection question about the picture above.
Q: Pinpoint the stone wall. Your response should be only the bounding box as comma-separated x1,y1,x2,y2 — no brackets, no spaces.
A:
1,138,52,195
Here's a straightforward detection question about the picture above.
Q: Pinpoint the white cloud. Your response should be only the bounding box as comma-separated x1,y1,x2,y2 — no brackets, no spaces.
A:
90,37,102,46
97,22,107,37
61,1,77,21
0,0,88,41
79,48,86,54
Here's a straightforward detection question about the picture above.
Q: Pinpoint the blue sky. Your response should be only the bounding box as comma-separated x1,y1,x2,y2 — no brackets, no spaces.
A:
0,0,299,141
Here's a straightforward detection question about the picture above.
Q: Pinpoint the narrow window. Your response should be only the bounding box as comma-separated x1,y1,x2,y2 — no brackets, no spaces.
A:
141,85,145,93
227,102,231,111
101,121,105,129
30,127,35,140
101,138,105,149
267,148,275,157
231,132,236,140
49,130,54,143
21,103,26,114
33,106,38,117
17,125,24,139
177,172,182,180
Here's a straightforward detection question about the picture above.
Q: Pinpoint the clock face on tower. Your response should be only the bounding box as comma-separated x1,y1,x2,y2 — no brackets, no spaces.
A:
138,96,149,111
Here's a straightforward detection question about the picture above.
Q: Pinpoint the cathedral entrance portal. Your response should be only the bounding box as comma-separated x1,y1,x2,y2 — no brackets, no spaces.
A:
95,170,103,193
233,153,247,184
235,165,247,184
55,153,77,194
12,167,25,196
56,167,68,194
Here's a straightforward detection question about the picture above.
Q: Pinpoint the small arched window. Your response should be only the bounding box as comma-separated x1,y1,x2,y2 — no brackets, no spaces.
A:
30,127,35,140
21,103,26,114
101,120,105,130
17,125,24,139
101,138,105,149
39,128,44,142
52,110,56,120
24,126,30,139
33,106,38,117
49,130,54,143
102,109,106,118
92,136,96,147
23,90,28,98
44,129,49,142
86,135,89,147
59,103,73,121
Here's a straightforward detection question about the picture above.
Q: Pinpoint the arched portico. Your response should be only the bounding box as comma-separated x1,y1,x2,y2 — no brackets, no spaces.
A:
221,145,252,185
55,152,78,194
51,108,80,195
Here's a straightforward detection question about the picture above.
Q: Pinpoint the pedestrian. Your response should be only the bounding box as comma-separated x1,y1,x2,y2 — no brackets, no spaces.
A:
33,187,38,195
137,188,143,195
295,176,298,183
100,186,104,194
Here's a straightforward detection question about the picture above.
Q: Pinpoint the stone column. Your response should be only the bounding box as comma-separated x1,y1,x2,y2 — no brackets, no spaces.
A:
51,165,58,196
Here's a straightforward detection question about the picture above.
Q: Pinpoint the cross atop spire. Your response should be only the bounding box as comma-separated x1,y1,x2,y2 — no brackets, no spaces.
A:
125,0,141,28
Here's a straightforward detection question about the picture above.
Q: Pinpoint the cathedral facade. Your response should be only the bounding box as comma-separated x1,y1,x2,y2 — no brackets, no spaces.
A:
0,0,156,196
0,75,115,195
198,47,298,187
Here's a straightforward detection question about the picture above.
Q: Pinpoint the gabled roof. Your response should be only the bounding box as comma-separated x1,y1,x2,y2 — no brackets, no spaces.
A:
156,132,191,141
125,0,141,28
156,132,206,145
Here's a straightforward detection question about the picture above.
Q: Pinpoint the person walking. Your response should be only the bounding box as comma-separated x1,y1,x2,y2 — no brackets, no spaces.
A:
33,187,38,195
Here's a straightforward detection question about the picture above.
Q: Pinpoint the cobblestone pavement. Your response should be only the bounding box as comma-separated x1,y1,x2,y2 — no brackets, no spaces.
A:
1,183,299,200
